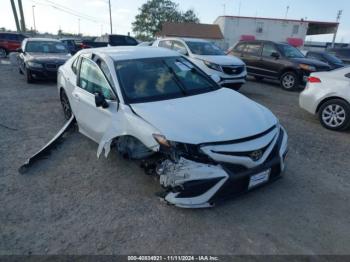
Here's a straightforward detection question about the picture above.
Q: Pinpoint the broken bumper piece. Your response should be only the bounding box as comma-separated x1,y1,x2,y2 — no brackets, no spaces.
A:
157,127,288,208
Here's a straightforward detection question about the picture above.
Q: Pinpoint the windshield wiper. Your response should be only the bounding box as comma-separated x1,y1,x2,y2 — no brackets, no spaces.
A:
162,61,188,95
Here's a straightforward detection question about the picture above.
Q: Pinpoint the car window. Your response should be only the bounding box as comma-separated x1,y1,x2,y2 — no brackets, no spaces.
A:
277,44,304,58
79,58,114,100
98,59,115,89
115,56,217,103
71,56,80,75
244,43,261,55
172,41,187,54
234,43,246,52
185,41,224,55
25,41,69,54
158,40,172,49
262,43,278,57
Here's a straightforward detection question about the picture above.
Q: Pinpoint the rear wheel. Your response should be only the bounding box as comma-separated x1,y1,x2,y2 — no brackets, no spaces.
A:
318,99,350,131
60,90,72,120
280,71,299,91
0,48,7,58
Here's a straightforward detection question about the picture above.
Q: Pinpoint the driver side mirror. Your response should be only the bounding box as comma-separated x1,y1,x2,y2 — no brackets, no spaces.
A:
271,52,280,59
94,92,109,108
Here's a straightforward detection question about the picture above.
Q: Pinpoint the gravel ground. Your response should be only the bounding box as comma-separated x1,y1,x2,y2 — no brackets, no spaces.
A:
1,57,350,255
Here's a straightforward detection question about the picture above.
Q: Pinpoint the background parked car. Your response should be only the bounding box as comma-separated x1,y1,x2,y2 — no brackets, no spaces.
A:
60,38,85,55
153,38,247,90
18,38,71,83
227,40,331,91
327,48,350,65
305,50,344,70
299,67,350,131
82,34,138,48
0,32,27,58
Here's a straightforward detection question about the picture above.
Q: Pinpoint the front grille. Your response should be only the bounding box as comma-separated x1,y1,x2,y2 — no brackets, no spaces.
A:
222,65,244,75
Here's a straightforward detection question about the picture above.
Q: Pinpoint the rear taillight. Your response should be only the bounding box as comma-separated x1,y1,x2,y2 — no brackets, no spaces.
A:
307,76,321,83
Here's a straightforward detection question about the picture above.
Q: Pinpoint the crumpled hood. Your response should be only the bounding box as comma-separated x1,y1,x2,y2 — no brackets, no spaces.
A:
131,88,278,144
192,54,245,66
27,52,71,63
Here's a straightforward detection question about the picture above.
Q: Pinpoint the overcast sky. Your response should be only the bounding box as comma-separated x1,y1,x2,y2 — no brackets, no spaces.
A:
1,0,349,42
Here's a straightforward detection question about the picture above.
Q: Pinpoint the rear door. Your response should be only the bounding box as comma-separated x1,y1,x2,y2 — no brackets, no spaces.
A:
242,42,263,75
258,42,282,78
72,56,119,142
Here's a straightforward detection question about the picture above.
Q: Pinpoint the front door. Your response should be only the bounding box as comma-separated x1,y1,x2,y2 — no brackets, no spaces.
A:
258,42,282,79
72,57,118,143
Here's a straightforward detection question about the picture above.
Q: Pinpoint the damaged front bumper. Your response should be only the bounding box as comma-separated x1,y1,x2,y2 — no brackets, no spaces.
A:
156,126,288,208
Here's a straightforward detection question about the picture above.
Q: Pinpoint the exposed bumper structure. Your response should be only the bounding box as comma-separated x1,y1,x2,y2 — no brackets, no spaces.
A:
156,125,288,208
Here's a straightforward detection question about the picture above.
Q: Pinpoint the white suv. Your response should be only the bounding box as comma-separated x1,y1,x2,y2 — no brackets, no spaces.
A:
153,38,247,90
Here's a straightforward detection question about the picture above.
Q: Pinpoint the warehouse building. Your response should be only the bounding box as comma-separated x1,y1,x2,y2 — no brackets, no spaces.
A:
214,16,339,50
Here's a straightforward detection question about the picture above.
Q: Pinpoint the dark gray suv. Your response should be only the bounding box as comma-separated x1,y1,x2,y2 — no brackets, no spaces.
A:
227,40,331,91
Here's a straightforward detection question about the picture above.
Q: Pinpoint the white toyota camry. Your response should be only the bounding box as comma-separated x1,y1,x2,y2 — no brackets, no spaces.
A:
300,67,350,131
57,46,288,208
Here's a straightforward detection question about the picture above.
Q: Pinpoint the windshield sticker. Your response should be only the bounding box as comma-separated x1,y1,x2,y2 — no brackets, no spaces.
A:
175,61,192,71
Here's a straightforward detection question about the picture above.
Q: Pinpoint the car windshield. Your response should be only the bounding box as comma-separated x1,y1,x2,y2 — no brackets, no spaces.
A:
323,53,343,64
278,44,305,58
186,41,225,56
115,56,218,103
25,41,69,54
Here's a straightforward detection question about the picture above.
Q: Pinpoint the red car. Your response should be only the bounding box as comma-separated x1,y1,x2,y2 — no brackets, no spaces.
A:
0,32,27,58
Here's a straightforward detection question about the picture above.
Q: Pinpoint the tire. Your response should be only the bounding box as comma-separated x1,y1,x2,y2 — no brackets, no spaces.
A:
280,71,299,91
254,76,264,81
60,90,72,120
25,68,35,84
0,48,7,58
318,99,350,131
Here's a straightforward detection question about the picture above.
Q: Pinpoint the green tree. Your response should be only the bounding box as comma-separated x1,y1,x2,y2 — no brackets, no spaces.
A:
132,0,200,41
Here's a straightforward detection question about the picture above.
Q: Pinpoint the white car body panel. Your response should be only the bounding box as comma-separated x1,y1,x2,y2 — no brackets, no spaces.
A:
57,46,288,208
299,67,350,114
131,88,277,144
152,38,247,86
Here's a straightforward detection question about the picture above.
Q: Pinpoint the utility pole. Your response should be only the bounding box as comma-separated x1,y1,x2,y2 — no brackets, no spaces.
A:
10,0,21,32
285,5,290,19
32,5,36,33
78,18,80,35
108,0,113,34
222,4,226,15
18,0,26,32
238,1,241,16
332,10,343,48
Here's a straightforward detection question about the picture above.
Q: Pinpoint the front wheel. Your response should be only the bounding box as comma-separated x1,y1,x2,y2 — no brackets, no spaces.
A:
25,68,35,84
318,99,350,131
280,71,299,91
60,90,72,120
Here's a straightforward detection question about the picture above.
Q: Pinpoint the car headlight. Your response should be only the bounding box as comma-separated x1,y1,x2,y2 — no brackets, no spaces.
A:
299,64,316,72
204,60,222,72
27,61,43,68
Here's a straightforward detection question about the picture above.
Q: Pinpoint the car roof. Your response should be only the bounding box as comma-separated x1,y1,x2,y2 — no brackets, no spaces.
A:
159,37,209,43
82,46,180,61
26,38,61,42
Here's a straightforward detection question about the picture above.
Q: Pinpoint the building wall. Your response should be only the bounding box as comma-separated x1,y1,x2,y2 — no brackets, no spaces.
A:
214,17,309,50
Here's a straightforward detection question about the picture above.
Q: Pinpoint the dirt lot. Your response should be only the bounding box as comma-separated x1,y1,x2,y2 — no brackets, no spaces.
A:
1,57,350,255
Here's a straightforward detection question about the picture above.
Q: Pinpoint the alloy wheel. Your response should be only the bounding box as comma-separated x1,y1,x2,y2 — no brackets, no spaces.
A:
321,104,346,128
282,74,295,89
60,91,72,120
